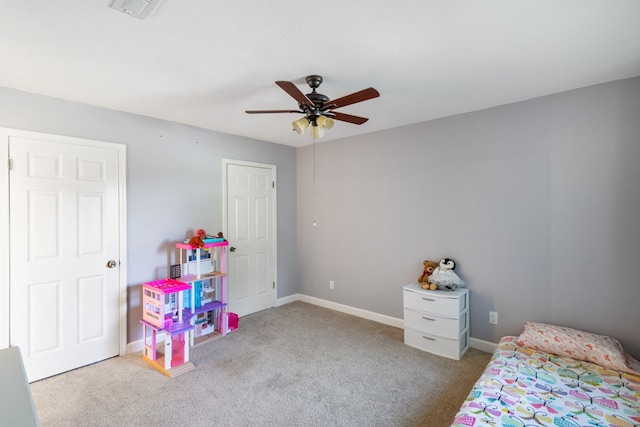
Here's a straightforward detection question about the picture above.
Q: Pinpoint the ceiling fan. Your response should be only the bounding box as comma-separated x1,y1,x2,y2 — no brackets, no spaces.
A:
245,75,380,138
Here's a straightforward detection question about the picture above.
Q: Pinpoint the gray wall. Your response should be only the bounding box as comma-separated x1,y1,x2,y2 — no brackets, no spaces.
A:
3,76,639,359
0,86,298,344
297,76,640,358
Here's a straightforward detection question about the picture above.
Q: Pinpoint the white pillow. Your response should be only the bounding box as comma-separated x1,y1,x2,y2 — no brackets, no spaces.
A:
517,321,639,375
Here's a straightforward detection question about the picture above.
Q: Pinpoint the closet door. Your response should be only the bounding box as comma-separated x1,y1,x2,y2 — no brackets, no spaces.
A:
225,161,276,317
7,129,125,381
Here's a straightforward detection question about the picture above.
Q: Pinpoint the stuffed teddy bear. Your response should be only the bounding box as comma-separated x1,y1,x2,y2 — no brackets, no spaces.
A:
428,258,465,290
418,260,439,290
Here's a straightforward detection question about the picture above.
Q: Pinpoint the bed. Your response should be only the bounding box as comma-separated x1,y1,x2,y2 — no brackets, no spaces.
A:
452,322,640,427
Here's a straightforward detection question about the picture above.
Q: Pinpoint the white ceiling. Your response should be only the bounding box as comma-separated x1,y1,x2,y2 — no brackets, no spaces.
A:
1,1,639,148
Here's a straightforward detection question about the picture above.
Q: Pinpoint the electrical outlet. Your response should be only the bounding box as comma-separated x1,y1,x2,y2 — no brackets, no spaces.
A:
329,280,335,290
489,311,498,325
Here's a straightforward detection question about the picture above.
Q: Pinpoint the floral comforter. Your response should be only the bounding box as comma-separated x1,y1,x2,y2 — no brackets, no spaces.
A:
452,336,640,427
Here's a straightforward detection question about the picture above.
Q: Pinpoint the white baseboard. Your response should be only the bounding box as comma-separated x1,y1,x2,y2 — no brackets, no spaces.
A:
286,294,404,329
276,293,299,306
127,339,144,354
469,337,497,354
126,294,498,354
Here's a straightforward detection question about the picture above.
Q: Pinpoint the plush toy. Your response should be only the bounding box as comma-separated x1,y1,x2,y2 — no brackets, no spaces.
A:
428,258,465,290
418,260,440,290
188,228,208,248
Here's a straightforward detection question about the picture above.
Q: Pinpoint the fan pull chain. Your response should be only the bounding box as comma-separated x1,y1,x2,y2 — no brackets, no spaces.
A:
312,135,317,227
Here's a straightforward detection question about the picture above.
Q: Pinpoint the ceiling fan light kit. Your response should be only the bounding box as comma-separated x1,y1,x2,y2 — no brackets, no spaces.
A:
292,115,334,138
246,75,380,139
309,125,324,140
316,115,334,130
292,116,310,135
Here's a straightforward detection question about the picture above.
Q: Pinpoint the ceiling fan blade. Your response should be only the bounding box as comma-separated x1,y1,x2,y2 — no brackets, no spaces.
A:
275,81,316,108
331,111,369,125
245,109,302,114
326,87,380,110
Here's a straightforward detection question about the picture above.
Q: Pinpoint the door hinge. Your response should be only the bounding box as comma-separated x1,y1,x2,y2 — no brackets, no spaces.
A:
272,181,275,188
7,158,12,170
273,281,275,289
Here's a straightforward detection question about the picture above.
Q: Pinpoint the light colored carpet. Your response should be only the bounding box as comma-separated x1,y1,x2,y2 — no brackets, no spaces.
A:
30,301,491,427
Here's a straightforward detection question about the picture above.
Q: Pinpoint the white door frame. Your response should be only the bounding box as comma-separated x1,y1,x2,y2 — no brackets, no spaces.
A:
0,127,128,356
222,159,278,310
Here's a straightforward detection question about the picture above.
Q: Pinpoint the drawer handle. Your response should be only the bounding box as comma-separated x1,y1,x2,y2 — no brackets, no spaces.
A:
422,297,435,301
422,336,436,341
422,317,435,321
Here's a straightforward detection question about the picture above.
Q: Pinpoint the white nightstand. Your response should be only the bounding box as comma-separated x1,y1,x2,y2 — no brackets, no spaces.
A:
403,282,469,360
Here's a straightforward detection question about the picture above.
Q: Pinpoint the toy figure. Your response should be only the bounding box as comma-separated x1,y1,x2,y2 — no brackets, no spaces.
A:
428,258,465,290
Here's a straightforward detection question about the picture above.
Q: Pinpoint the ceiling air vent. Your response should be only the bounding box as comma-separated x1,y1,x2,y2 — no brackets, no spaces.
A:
110,0,164,19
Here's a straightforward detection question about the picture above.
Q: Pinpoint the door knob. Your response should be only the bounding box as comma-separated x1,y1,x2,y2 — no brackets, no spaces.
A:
106,260,117,268
229,247,236,252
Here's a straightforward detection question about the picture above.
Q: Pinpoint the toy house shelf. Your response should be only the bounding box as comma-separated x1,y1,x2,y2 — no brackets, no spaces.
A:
176,240,229,347
139,239,231,377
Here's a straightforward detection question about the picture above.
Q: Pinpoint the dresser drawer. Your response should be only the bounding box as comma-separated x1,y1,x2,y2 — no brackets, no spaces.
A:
404,327,468,360
403,308,467,338
403,288,467,317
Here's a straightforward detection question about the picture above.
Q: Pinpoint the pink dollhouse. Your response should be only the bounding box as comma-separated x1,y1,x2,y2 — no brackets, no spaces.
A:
140,278,195,377
139,237,233,377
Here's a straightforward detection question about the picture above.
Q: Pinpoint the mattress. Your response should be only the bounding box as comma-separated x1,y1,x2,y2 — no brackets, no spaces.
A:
452,336,640,427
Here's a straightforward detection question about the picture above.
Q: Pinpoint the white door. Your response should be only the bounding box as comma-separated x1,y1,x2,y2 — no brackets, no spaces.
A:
7,131,124,382
225,161,276,317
